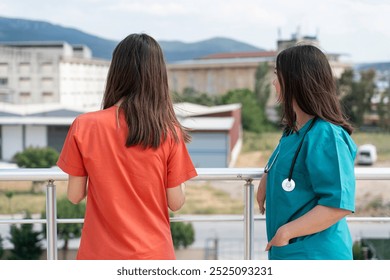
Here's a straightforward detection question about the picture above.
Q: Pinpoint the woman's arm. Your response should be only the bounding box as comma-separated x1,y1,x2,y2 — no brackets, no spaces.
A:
256,173,267,215
67,175,88,204
167,183,186,212
266,205,351,250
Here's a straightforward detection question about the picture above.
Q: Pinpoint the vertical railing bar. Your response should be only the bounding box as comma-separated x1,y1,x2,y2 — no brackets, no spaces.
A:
46,179,58,260
243,179,254,260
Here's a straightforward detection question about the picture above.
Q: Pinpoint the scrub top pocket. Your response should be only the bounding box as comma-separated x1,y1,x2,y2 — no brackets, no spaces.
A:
269,240,307,260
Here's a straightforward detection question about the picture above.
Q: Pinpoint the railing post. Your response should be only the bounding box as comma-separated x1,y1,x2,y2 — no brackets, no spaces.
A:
46,179,57,260
244,179,254,260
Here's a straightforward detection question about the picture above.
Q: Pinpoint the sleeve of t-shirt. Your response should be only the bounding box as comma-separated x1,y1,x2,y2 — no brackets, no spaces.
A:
305,131,356,212
166,130,197,188
56,118,88,177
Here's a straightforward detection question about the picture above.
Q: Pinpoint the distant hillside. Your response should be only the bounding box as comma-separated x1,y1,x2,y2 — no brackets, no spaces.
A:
159,37,263,62
0,16,263,62
355,62,390,72
0,16,117,60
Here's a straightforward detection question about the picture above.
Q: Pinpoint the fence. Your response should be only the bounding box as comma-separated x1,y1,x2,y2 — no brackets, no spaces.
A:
1,167,390,260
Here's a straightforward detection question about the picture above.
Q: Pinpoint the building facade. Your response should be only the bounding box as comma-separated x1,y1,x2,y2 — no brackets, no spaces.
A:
0,42,109,108
167,34,352,96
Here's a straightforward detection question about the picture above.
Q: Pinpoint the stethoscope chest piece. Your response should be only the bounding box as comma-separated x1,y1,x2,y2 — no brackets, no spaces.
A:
282,178,295,192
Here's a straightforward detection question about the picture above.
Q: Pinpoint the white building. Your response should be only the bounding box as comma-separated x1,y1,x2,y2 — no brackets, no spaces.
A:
0,42,109,108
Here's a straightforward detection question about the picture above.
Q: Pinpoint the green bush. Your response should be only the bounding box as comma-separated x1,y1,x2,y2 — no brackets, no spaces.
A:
42,196,85,260
13,146,59,168
0,234,4,259
353,240,365,260
170,213,195,249
8,212,42,260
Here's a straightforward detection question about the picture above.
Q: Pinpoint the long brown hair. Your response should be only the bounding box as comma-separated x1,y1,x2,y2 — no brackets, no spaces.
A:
276,44,353,134
102,33,190,148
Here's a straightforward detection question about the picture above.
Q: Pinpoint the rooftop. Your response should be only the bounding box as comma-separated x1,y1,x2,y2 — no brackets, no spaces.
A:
174,102,241,118
199,51,278,60
0,102,240,131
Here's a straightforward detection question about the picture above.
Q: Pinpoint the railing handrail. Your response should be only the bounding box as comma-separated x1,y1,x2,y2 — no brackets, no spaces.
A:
2,216,390,225
1,167,390,181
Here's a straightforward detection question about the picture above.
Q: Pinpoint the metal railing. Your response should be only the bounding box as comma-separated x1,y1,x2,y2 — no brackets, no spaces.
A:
1,167,390,260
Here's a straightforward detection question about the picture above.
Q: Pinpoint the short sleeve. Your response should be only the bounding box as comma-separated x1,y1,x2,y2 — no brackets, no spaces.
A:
56,118,88,177
305,131,356,212
166,131,197,188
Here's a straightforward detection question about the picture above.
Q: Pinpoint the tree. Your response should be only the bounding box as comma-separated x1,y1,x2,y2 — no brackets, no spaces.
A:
8,212,43,260
170,213,195,249
339,69,376,128
377,87,390,131
254,62,271,110
41,196,85,260
172,87,219,106
220,89,265,133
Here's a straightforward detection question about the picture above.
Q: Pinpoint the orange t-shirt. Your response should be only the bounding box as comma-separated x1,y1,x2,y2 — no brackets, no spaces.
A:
57,106,197,260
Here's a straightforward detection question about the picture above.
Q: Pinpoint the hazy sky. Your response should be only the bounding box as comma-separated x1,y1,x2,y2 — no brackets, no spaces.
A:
1,0,390,63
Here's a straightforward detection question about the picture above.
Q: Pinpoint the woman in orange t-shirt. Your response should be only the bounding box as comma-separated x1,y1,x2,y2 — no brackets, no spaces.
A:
57,33,197,260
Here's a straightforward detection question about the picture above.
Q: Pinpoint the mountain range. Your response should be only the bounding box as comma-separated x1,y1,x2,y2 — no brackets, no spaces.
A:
0,16,263,62
1,16,390,72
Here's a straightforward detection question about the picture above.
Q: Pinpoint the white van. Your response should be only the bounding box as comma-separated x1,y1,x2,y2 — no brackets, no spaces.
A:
356,144,377,165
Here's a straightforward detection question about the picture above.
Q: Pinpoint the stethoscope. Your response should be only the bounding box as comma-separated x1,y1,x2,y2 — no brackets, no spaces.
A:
264,117,318,192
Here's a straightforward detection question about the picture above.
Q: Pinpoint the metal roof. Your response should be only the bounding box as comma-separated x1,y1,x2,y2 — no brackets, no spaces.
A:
174,102,241,117
0,102,238,130
181,117,234,131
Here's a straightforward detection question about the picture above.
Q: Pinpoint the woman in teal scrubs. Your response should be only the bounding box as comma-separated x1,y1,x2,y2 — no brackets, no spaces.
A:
257,45,357,260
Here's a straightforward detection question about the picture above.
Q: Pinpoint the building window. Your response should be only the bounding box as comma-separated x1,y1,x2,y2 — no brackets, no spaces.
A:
41,62,53,74
19,63,31,75
0,78,8,86
0,63,8,75
20,92,31,97
41,77,53,88
42,92,53,96
19,77,31,88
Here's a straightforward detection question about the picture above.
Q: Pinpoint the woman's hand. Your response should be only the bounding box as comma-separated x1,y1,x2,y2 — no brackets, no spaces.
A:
265,205,352,251
265,226,290,251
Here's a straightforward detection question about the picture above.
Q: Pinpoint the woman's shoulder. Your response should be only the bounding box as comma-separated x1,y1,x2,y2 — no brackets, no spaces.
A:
310,118,356,150
313,118,348,135
75,107,115,123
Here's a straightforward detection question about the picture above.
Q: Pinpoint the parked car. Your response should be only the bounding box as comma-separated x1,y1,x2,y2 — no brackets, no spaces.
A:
356,144,377,165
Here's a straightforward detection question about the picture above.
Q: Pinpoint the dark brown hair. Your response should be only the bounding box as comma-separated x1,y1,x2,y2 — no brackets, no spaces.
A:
102,33,190,148
276,44,353,134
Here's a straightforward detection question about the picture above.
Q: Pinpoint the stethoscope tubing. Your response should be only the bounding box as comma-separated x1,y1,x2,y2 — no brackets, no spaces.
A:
287,117,318,181
264,117,318,192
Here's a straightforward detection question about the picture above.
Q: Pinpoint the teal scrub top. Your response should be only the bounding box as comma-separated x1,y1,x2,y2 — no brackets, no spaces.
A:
265,118,357,260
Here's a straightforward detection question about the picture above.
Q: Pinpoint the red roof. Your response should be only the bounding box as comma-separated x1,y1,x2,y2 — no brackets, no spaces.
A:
199,51,277,60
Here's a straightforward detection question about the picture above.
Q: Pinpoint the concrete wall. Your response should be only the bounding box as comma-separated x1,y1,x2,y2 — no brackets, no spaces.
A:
1,125,23,160
1,125,48,161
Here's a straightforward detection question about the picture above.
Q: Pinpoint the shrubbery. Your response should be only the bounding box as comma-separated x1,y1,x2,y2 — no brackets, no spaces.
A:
170,213,195,249
0,234,4,259
13,146,59,168
42,196,85,260
7,212,42,260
